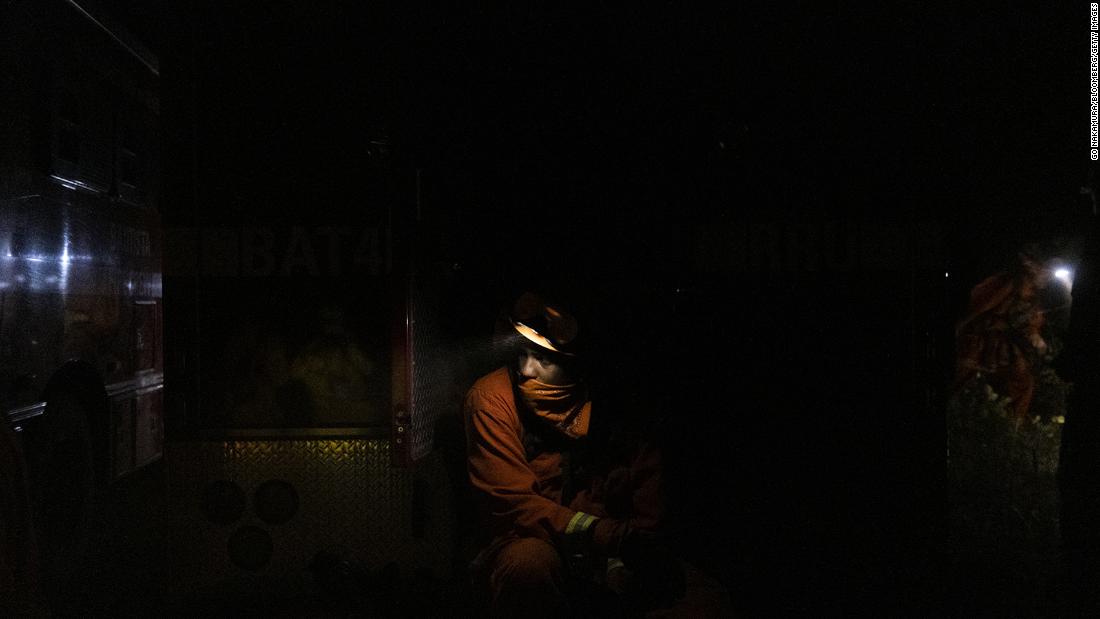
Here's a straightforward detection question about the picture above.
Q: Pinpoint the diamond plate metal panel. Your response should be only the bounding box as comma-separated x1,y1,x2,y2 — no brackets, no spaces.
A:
169,439,455,599
408,266,453,462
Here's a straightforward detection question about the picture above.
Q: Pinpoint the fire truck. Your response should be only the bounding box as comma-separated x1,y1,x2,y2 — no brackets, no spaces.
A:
0,0,165,612
157,6,462,611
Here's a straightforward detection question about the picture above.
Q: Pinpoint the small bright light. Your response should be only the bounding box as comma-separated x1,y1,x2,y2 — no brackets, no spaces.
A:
1054,268,1073,289
944,272,949,278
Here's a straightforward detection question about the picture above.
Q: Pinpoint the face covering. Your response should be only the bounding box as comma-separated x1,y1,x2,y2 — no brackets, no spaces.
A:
517,378,592,439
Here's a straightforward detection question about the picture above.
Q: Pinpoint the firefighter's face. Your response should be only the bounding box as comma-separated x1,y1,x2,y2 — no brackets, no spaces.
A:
515,344,572,386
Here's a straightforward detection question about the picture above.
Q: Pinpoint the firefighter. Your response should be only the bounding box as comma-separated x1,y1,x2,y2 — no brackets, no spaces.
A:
464,290,731,618
953,252,1053,421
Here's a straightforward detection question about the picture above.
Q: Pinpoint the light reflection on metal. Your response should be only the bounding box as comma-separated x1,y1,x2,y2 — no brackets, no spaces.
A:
60,222,71,292
105,370,164,398
5,400,48,424
17,253,93,264
62,0,160,76
47,174,83,192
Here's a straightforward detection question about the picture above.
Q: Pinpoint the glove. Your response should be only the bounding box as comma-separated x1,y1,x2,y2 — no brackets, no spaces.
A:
590,516,631,556
618,529,686,611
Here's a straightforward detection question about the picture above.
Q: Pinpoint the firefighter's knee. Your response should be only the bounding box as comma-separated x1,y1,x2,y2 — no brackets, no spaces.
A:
486,537,567,618
491,537,562,588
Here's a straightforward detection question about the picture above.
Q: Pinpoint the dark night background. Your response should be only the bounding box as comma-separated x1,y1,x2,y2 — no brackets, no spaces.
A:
85,1,1098,615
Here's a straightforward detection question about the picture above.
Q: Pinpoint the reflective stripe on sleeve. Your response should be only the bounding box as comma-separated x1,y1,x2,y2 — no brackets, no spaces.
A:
566,511,597,537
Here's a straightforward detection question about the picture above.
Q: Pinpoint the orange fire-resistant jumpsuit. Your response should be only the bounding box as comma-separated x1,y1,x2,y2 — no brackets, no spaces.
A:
954,267,1048,420
465,367,732,618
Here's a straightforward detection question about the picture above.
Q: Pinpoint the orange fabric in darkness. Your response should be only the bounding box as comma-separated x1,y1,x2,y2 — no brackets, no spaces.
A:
464,367,663,550
465,368,580,546
516,378,592,439
466,368,730,617
955,270,1046,420
486,537,566,619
